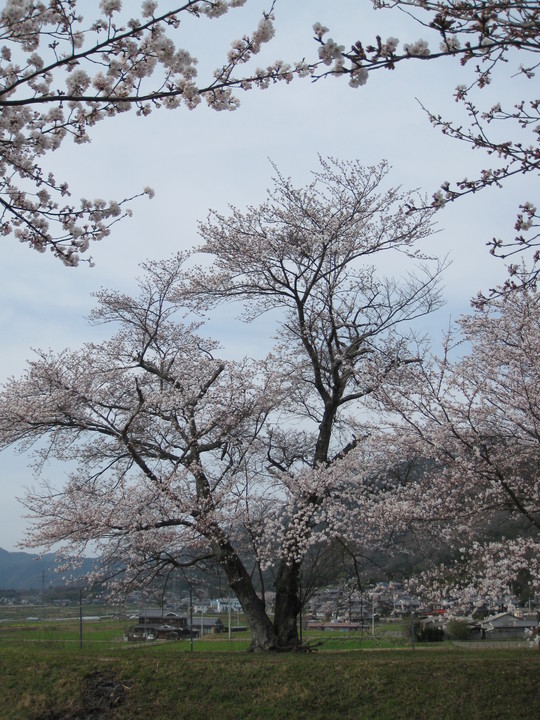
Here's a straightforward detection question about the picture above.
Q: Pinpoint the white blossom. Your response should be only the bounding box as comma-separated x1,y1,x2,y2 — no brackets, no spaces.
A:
99,0,122,17
440,35,461,52
65,69,91,95
349,67,368,87
384,36,399,53
141,0,157,18
318,38,344,66
403,39,430,56
312,22,329,39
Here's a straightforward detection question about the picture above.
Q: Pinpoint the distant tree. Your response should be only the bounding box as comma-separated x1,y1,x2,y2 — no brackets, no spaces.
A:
314,1,540,287
0,0,309,265
0,158,443,650
373,282,540,606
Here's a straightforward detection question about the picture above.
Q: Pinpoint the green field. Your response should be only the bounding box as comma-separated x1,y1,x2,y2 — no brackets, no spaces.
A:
0,612,412,653
1,615,539,719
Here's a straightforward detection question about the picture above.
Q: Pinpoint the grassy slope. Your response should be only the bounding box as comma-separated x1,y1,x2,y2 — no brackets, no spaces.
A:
1,645,539,720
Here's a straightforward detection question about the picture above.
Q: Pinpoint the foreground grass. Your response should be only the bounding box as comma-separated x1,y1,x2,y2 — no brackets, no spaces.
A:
1,644,539,720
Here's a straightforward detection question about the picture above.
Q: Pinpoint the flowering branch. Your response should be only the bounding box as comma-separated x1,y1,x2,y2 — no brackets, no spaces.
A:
0,0,311,264
312,1,540,286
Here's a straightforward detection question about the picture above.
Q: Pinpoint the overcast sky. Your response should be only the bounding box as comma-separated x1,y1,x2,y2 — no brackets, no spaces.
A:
0,0,532,552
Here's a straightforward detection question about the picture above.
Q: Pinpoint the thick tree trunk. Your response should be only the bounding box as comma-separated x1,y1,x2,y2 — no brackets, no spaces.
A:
214,535,303,650
273,559,301,648
212,535,277,650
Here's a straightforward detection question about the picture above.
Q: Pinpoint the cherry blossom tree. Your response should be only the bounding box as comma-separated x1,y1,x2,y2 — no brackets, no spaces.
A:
0,158,444,650
0,0,309,265
372,281,540,608
314,1,540,286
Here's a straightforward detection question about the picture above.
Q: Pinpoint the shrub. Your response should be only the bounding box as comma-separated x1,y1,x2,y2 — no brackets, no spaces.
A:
445,620,471,641
411,620,445,643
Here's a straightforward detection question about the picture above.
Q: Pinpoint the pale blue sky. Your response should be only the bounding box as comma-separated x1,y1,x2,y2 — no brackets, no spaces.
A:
0,0,532,551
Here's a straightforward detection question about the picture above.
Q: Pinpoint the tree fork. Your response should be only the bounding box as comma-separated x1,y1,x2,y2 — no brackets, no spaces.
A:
212,536,276,651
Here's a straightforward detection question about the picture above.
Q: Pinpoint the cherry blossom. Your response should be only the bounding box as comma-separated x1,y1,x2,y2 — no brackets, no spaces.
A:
372,281,540,608
0,0,306,265
0,159,443,650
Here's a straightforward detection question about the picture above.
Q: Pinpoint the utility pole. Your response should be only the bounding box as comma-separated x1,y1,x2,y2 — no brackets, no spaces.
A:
79,588,83,649
189,585,193,653
299,577,303,644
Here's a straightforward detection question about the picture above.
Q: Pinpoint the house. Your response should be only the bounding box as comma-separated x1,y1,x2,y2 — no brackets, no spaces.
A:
193,603,210,614
137,610,187,628
126,610,191,641
209,597,243,613
307,621,365,632
127,623,194,641
188,617,226,636
481,612,539,640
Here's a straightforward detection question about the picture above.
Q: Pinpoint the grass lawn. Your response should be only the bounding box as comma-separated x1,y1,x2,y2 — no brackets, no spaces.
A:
1,641,539,720
0,616,410,653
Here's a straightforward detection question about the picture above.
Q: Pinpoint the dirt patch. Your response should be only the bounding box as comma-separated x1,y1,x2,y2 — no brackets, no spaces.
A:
35,670,128,720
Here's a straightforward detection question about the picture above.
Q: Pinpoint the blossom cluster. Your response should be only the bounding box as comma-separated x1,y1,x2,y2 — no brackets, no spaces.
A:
0,0,311,263
373,283,540,605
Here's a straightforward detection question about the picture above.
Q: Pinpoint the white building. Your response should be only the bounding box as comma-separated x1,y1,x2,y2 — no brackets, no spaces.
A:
210,597,243,613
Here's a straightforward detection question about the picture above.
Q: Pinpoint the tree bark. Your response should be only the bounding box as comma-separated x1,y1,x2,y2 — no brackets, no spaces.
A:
212,536,277,651
273,559,302,649
214,535,304,650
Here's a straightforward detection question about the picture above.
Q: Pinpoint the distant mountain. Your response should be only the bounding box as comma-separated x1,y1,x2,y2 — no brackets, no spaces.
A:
0,547,96,591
